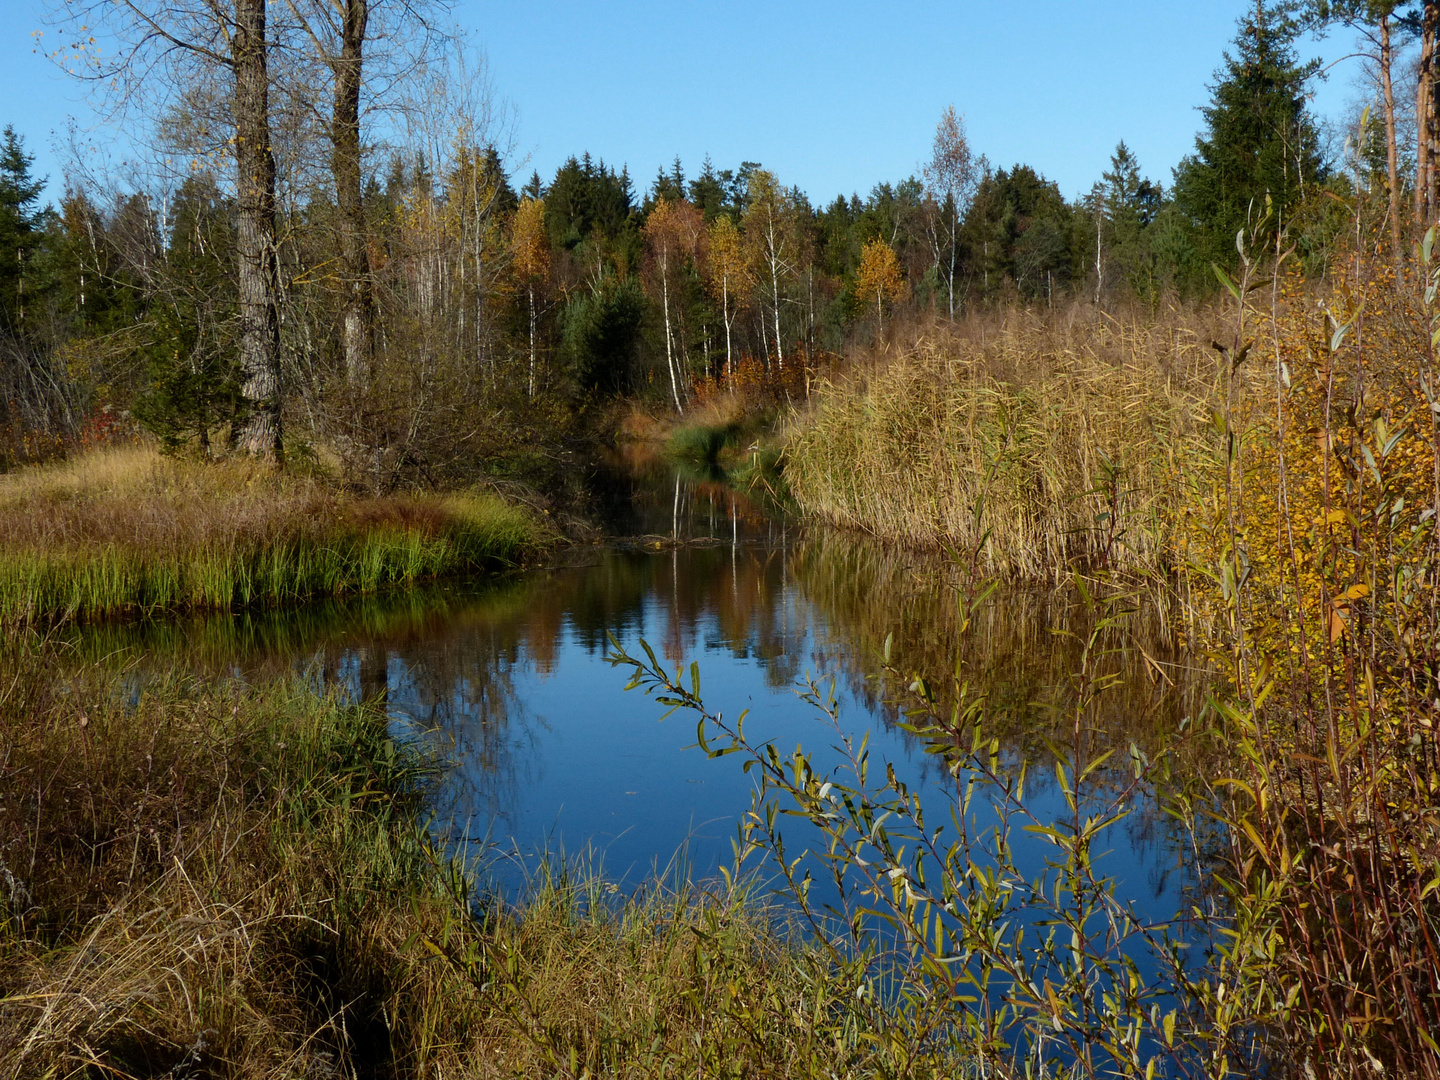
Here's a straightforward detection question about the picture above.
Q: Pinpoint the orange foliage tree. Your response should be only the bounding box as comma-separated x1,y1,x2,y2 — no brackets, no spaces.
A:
705,215,751,379
511,196,549,397
854,238,907,332
642,198,705,412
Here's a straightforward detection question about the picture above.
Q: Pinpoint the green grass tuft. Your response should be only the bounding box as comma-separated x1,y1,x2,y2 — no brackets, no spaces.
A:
664,421,740,466
0,447,549,623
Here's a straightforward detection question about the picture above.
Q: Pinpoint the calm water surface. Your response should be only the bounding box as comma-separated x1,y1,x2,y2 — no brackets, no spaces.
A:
81,464,1205,927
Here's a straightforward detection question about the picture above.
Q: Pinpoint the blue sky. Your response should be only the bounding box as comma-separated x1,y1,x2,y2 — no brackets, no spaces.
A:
1,1,1373,209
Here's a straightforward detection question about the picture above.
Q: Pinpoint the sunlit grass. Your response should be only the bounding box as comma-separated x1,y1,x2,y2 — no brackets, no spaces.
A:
0,633,907,1077
0,445,547,622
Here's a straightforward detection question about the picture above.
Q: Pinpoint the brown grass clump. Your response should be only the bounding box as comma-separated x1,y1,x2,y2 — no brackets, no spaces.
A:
784,304,1231,576
0,445,545,622
0,632,441,1076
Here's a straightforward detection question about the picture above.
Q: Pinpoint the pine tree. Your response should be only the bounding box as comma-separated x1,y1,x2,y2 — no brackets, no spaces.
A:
0,127,48,333
1101,142,1163,300
132,174,243,450
1172,1,1323,269
962,165,1075,300
688,156,728,221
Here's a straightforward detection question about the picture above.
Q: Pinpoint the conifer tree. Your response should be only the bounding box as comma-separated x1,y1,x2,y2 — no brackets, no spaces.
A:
1172,0,1323,268
0,127,47,333
689,157,728,221
1100,142,1162,300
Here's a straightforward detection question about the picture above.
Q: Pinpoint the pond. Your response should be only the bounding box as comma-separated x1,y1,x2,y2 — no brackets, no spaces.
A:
74,461,1209,930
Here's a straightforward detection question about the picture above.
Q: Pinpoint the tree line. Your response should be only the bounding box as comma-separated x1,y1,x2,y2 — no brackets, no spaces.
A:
0,0,1434,482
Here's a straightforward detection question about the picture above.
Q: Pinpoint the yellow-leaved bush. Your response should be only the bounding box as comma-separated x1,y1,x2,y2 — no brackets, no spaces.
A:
1183,246,1440,1070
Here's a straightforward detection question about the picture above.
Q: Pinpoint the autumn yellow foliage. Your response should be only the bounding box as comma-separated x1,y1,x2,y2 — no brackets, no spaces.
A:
1181,244,1440,1068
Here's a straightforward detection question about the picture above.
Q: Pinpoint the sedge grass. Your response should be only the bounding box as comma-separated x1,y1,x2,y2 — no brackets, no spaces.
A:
0,445,547,623
665,420,738,466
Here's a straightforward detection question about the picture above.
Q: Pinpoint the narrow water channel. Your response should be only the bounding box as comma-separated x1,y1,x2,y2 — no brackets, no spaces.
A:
73,460,1207,931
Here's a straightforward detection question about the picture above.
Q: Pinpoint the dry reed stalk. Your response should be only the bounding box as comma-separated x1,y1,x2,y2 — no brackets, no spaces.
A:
786,306,1232,577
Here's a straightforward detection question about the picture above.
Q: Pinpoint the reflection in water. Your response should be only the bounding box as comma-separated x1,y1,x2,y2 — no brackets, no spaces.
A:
74,512,1208,919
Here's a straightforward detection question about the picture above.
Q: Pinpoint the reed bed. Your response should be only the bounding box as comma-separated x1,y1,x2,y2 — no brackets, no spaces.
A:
784,273,1440,1070
0,633,912,1078
785,306,1229,576
0,445,545,622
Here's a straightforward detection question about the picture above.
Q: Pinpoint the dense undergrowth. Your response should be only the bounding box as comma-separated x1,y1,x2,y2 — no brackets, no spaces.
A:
0,445,547,623
767,238,1440,1074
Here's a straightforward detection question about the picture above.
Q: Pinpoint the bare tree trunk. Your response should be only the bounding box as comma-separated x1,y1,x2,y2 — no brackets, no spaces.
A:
721,274,732,378
661,251,682,412
1378,15,1402,256
1418,3,1439,230
528,283,537,397
769,251,783,372
1094,194,1103,307
334,0,372,387
947,205,957,318
234,0,283,459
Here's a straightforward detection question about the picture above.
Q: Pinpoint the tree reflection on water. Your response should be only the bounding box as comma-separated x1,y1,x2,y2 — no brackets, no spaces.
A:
73,484,1209,911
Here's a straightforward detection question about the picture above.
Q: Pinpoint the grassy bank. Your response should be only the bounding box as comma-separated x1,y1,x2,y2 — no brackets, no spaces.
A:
614,391,777,468
0,634,915,1078
785,306,1226,575
782,264,1440,1070
0,446,548,623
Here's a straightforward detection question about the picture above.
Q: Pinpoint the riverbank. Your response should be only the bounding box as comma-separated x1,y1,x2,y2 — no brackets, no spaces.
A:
614,390,783,477
0,445,550,623
0,633,915,1077
781,279,1440,1070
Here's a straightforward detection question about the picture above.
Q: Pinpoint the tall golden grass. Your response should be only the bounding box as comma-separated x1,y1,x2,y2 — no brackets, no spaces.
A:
0,446,546,622
784,305,1232,576
784,263,1440,1071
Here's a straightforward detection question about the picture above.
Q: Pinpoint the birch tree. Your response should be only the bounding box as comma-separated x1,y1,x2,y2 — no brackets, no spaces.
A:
511,195,548,396
643,197,704,412
52,0,284,457
922,106,978,318
741,169,797,372
704,214,749,379
854,238,906,334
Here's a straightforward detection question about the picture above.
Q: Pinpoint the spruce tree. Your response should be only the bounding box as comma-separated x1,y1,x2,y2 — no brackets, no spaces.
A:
0,127,47,333
1172,1,1323,270
1102,142,1163,299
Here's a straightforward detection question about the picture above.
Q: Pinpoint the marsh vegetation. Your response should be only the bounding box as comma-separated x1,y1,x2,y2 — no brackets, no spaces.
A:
2,0,1439,1075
